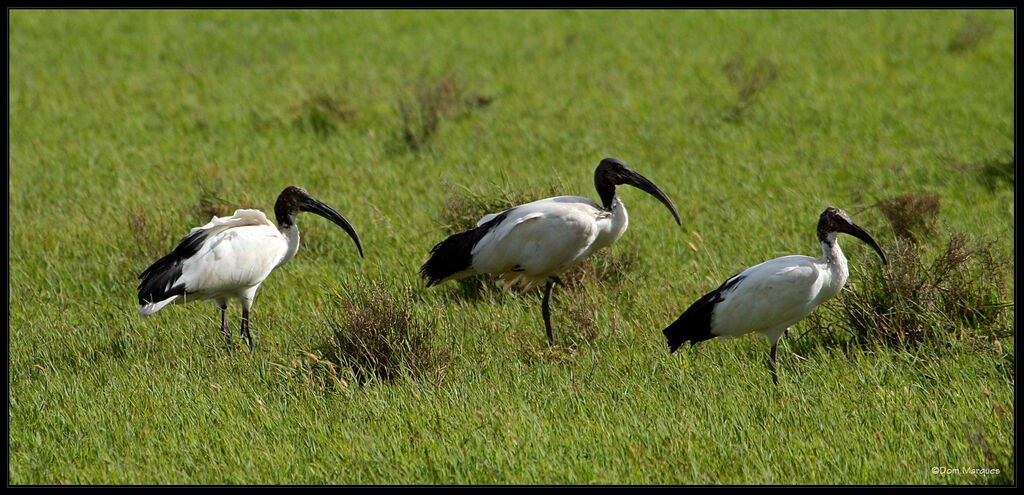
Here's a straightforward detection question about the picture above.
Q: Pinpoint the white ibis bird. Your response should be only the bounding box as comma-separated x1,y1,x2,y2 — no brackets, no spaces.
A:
421,157,682,344
662,207,887,384
137,186,364,350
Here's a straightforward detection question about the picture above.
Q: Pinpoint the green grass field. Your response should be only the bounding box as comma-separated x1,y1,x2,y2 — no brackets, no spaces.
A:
8,9,1015,484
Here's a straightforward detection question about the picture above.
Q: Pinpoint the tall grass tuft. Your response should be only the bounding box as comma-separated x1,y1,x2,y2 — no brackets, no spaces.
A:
559,246,638,292
128,207,173,263
195,181,243,220
322,284,449,384
561,290,600,345
947,15,995,53
437,182,551,235
822,233,1011,347
979,154,1016,190
722,54,778,122
397,73,490,151
290,89,358,136
873,192,942,244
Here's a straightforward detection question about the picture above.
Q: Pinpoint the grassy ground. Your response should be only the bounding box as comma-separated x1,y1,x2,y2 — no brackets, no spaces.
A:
8,9,1014,484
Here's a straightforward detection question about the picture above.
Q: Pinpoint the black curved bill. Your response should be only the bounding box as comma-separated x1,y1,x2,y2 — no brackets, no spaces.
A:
624,170,682,226
302,199,365,258
842,223,887,265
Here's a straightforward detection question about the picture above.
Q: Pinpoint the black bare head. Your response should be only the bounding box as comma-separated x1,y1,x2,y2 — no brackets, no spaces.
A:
817,207,887,265
593,158,682,226
275,186,364,257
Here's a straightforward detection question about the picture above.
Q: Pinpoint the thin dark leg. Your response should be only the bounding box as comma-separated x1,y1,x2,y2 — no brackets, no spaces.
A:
541,277,561,345
241,306,254,351
770,343,779,385
219,304,231,345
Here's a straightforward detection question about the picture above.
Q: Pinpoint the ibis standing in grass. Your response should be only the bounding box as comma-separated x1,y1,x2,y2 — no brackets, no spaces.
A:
662,207,888,384
137,186,364,350
421,157,682,344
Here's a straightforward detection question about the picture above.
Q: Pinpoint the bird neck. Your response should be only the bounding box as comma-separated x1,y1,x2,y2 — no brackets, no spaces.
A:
606,195,623,212
819,232,849,283
596,183,618,211
277,223,301,267
594,196,629,249
276,209,297,229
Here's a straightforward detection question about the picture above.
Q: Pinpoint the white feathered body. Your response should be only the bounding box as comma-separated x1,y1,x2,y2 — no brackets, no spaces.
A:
138,209,298,316
465,195,629,290
711,237,849,343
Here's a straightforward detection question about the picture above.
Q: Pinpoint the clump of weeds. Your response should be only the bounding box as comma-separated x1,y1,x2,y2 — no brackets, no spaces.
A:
979,155,1015,190
811,232,1012,348
290,88,358,136
128,207,173,264
722,54,778,122
322,283,450,384
396,72,491,152
947,15,995,53
872,192,942,244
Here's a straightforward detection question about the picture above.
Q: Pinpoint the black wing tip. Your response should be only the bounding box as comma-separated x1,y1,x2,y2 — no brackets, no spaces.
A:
138,280,186,306
662,274,745,353
663,326,713,353
136,230,206,305
666,339,684,354
137,258,187,305
419,211,510,288
419,240,456,288
419,263,445,288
